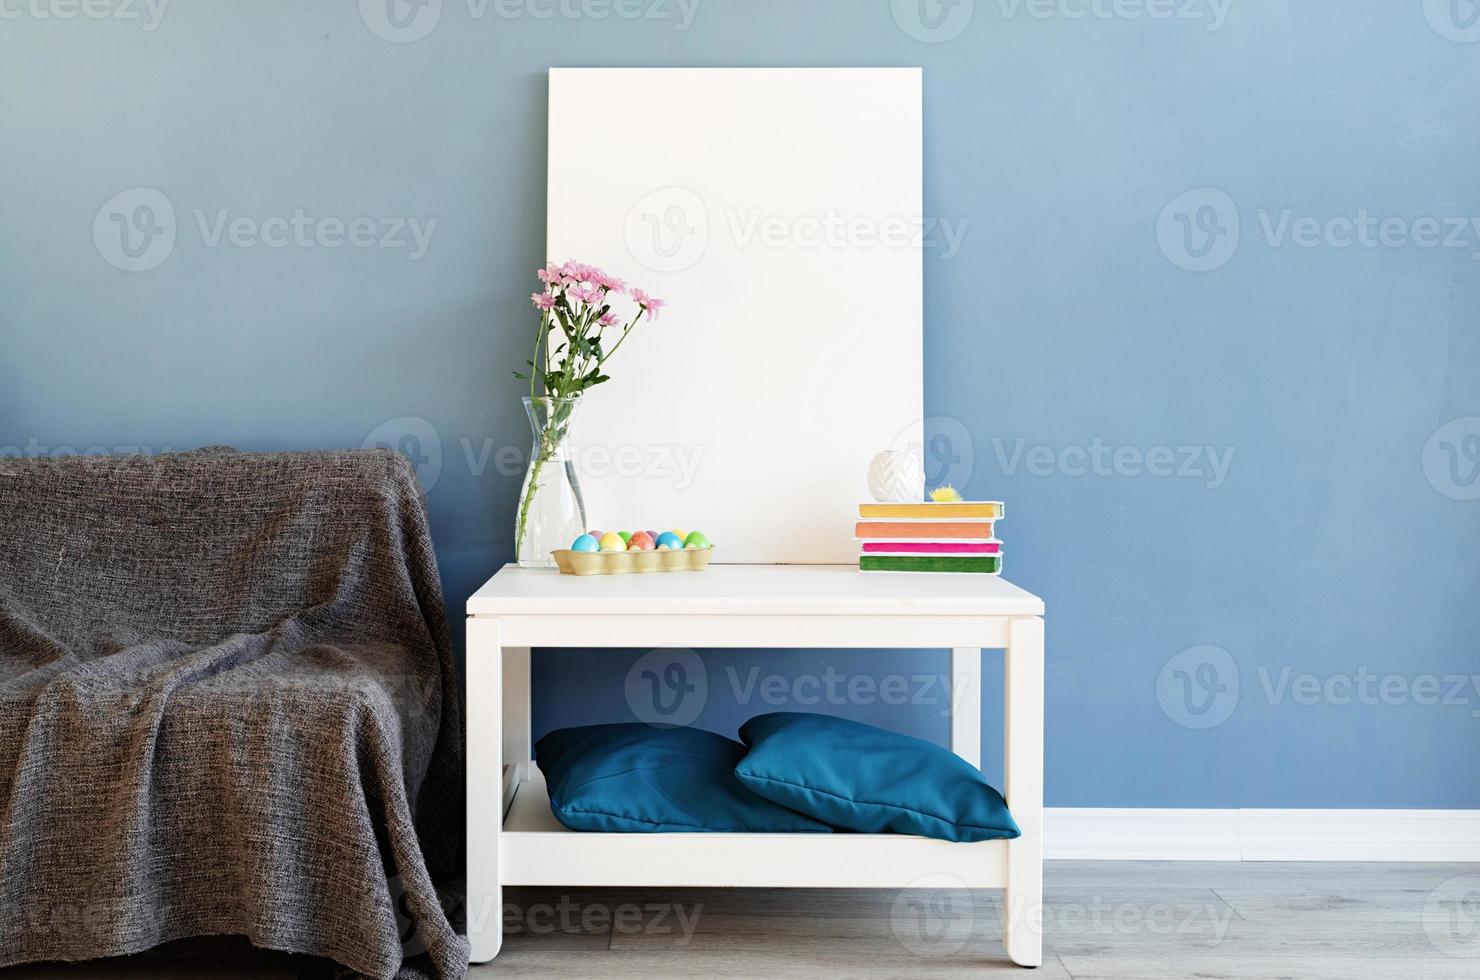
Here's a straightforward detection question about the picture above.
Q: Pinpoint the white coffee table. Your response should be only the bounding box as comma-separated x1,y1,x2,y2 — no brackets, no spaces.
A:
466,564,1045,967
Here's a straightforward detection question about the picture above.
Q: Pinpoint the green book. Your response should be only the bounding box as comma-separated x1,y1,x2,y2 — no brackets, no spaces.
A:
858,555,1002,574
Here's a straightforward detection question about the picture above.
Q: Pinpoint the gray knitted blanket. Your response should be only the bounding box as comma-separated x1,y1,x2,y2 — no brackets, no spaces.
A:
0,448,468,980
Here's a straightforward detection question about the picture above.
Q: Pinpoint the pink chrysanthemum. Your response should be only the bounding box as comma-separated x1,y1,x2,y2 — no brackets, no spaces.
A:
629,288,666,320
569,285,605,307
560,261,600,285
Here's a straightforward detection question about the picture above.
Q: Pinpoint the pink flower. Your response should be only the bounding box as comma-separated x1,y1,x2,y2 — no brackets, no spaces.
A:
569,285,604,307
599,312,620,328
560,261,600,285
548,260,626,294
629,288,666,320
531,292,556,310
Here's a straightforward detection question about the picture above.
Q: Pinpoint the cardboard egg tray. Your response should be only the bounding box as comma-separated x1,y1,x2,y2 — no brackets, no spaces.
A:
553,547,714,576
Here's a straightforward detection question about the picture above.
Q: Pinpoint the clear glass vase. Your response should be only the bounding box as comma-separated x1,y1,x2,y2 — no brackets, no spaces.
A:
515,396,587,568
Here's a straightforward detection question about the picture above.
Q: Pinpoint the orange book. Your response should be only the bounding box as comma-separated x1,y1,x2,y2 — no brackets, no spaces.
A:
858,502,1003,520
854,520,995,540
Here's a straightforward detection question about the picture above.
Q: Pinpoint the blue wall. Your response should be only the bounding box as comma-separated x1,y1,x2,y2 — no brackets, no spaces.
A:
3,0,1477,807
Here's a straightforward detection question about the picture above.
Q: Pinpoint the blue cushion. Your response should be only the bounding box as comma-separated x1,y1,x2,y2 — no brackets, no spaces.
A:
534,723,833,834
735,712,1021,843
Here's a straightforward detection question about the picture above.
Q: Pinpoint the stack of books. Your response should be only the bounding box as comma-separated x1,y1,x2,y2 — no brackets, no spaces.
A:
854,501,1005,574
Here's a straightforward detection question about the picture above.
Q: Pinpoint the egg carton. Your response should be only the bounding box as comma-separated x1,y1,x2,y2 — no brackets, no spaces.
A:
552,547,714,576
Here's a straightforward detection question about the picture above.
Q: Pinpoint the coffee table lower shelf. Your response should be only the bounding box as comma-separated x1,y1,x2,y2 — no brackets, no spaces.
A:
501,765,1009,889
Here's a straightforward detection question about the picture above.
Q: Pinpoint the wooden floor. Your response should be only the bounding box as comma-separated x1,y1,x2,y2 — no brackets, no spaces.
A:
3,862,1478,979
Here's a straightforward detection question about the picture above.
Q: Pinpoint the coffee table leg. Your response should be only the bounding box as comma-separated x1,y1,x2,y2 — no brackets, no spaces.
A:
1003,616,1044,968
503,646,532,784
950,647,982,770
467,617,504,963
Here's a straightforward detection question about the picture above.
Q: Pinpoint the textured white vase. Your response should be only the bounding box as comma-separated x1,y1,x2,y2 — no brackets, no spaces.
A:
867,451,924,503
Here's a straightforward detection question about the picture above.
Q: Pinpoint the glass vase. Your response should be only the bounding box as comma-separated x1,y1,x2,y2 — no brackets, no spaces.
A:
515,396,587,568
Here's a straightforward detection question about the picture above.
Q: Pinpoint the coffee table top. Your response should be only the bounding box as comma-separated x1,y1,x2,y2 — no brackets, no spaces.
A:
468,564,1044,618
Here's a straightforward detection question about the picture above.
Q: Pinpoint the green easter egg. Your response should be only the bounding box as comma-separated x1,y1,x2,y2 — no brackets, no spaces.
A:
683,531,710,550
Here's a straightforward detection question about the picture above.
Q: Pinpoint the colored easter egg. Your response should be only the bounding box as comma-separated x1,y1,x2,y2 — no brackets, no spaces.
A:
628,531,655,552
670,529,688,541
598,532,627,552
570,533,600,553
683,531,710,550
644,531,661,544
618,531,632,544
655,531,683,551
587,530,603,540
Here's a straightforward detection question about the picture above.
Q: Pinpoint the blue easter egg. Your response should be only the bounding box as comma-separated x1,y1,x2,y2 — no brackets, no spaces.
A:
655,531,684,551
571,533,600,553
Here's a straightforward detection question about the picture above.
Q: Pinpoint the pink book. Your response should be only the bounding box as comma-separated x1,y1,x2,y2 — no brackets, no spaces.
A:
861,541,1001,555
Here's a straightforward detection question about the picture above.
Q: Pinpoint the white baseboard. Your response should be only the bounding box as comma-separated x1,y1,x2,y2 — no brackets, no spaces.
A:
1044,808,1480,862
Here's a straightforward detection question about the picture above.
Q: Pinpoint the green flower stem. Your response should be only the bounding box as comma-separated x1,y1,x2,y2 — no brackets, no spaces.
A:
514,438,550,558
514,401,574,562
597,312,644,365
530,311,548,403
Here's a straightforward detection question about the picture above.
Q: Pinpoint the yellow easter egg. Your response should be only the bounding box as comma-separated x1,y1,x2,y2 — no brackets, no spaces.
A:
598,532,627,552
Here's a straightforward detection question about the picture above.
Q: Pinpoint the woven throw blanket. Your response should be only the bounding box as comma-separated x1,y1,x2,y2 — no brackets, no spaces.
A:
0,448,467,980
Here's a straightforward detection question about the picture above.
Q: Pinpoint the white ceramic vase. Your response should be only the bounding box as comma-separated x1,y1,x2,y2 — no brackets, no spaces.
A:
867,450,924,503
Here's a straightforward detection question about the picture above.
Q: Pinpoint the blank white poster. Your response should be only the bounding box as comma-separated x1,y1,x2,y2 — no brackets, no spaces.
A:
547,67,923,564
